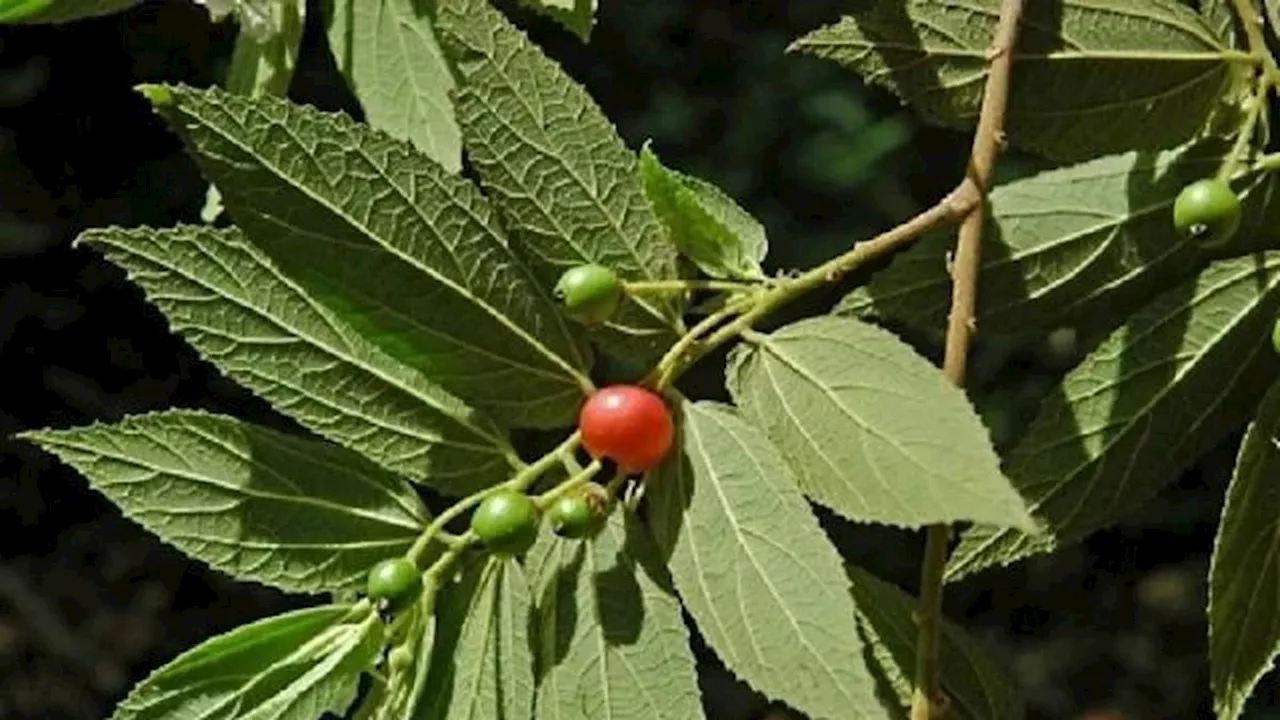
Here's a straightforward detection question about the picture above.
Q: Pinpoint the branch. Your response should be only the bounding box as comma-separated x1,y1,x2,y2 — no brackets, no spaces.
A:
913,1,1025,719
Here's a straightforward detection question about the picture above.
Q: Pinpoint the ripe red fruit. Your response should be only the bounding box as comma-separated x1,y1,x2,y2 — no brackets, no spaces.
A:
579,385,675,472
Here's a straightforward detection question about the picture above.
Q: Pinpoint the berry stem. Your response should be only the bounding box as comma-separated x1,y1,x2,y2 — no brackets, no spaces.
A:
624,278,765,296
534,458,604,509
1221,80,1270,180
406,432,581,566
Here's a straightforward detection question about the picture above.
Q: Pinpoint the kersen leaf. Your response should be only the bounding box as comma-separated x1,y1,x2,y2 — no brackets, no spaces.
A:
838,140,1280,346
639,143,768,281
79,224,517,496
1209,381,1280,720
225,0,305,98
791,0,1249,163
727,316,1034,530
110,603,382,720
948,254,1280,580
516,0,596,42
847,565,1025,720
324,0,462,171
647,401,886,720
0,0,138,23
419,557,534,720
436,0,685,365
140,83,593,429
22,409,429,595
528,511,705,720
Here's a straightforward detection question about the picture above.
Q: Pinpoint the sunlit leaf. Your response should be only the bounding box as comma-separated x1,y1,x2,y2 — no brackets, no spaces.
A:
948,254,1280,580
139,83,594,429
22,409,429,594
727,315,1034,530
79,224,518,496
648,400,886,719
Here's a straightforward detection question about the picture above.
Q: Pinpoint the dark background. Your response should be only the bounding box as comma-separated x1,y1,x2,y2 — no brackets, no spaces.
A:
0,1,1264,719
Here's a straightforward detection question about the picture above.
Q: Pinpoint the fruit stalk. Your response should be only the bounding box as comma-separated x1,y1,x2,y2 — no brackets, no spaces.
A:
913,1,1024,718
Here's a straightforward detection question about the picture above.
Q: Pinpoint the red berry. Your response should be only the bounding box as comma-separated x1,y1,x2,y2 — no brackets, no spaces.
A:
579,385,675,472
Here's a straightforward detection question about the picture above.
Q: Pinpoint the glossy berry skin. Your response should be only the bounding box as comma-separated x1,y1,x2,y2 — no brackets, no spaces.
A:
471,490,540,556
1173,178,1242,247
549,484,609,538
579,385,675,473
366,558,422,610
554,264,622,325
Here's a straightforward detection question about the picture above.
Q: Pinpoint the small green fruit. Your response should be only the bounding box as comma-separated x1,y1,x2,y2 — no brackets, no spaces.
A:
366,557,422,610
1173,178,1242,247
549,484,610,539
388,644,415,673
1272,316,1280,355
471,490,540,556
554,264,622,324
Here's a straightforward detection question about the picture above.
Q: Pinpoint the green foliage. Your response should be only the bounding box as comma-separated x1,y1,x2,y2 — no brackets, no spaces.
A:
948,254,1280,580
27,0,1280,717
111,604,383,720
22,409,429,594
0,0,137,23
1209,381,1280,720
847,565,1025,720
78,224,519,496
323,0,463,172
791,0,1249,163
639,143,769,281
838,140,1280,346
435,0,685,364
139,83,595,429
648,400,885,719
517,0,596,41
727,315,1033,530
225,0,305,98
418,558,535,719
528,512,706,719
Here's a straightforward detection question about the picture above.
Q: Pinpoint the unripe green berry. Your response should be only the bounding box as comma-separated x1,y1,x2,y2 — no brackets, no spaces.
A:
1173,178,1242,247
388,644,415,673
471,490,541,556
549,484,610,539
1272,315,1280,356
366,557,422,610
554,264,623,325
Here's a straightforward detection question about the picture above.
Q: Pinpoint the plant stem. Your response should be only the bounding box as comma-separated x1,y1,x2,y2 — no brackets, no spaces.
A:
1234,0,1280,84
1222,76,1272,179
624,278,766,295
534,458,604,508
912,2,1024,719
406,432,582,565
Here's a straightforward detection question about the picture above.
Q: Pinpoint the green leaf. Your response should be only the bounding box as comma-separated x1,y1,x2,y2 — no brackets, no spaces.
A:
111,603,382,720
79,224,517,496
726,315,1034,530
0,0,137,23
516,0,596,42
139,83,593,429
417,557,534,720
846,565,1025,720
638,143,768,281
947,253,1280,580
1209,380,1280,720
22,409,428,594
225,0,306,98
324,0,462,172
435,0,684,365
837,140,1279,345
791,0,1249,163
528,510,705,720
648,400,885,720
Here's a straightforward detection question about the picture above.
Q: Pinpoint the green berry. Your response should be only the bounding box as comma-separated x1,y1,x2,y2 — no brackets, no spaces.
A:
554,264,623,325
366,557,422,610
1173,178,1242,247
549,484,610,539
1272,316,1280,356
471,490,540,556
388,644,415,673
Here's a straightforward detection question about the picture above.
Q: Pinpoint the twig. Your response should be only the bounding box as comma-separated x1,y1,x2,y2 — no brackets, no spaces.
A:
913,2,1024,719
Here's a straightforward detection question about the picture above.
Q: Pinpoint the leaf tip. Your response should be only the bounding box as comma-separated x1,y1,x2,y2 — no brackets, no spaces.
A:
135,83,175,108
